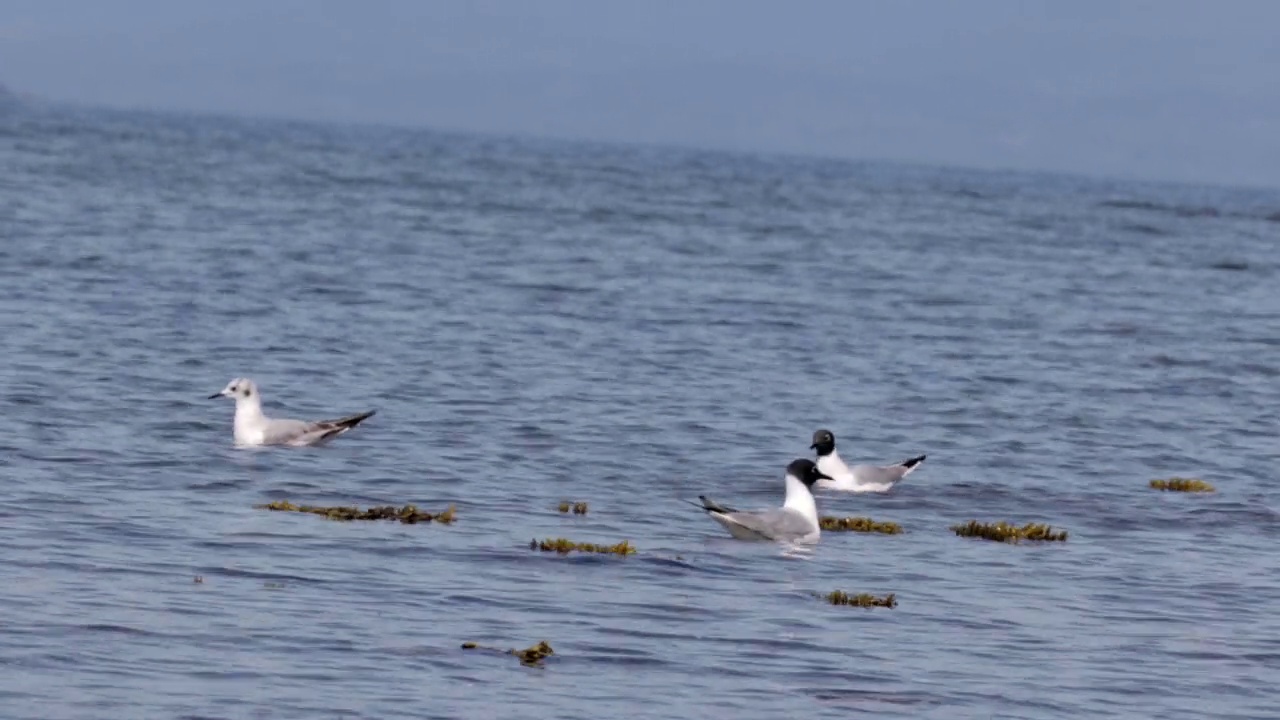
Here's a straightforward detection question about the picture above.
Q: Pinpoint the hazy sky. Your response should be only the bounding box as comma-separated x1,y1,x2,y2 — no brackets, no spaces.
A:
2,0,1278,188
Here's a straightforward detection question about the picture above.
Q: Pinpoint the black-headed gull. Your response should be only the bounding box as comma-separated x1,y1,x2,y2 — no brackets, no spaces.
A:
810,428,925,493
696,458,833,543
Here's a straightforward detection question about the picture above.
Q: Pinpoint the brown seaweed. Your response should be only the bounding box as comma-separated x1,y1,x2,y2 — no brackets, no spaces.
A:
822,590,897,608
461,640,555,666
950,520,1068,543
256,500,457,524
819,516,903,534
529,537,636,556
557,501,589,515
1149,478,1215,493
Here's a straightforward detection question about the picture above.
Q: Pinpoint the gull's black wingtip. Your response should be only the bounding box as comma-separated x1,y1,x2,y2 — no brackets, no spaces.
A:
697,495,738,514
901,454,926,469
342,410,377,427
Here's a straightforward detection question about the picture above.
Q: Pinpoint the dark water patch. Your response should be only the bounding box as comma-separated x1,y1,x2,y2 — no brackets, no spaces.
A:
1209,260,1251,271
77,623,163,637
1146,353,1215,369
5,393,44,406
1100,198,1166,211
199,567,329,585
808,687,945,708
501,281,599,296
1120,222,1170,236
571,643,674,669
1100,198,1222,218
187,478,253,491
914,294,975,307
1175,206,1221,218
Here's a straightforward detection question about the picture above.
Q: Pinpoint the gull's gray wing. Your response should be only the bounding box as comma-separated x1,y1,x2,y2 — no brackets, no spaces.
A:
851,455,926,487
711,507,816,542
262,411,376,446
258,418,312,446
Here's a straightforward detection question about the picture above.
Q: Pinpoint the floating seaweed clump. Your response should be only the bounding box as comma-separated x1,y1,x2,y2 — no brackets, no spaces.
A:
257,500,457,524
819,516,903,534
530,537,636,556
822,590,897,608
557,501,589,515
950,520,1068,543
1150,478,1215,493
512,641,555,665
462,640,555,666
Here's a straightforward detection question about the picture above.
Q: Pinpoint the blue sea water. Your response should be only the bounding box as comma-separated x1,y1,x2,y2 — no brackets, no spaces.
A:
1,101,1278,719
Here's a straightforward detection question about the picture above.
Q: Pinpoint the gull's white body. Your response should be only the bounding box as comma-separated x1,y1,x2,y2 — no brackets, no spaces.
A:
234,396,271,446
211,378,375,447
815,450,925,493
702,472,821,544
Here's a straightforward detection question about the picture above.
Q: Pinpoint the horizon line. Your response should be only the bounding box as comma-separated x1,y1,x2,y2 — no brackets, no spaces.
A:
6,83,1280,197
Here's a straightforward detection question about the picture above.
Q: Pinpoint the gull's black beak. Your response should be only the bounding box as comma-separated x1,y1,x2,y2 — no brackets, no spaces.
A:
819,471,834,481
809,442,818,450
207,392,223,399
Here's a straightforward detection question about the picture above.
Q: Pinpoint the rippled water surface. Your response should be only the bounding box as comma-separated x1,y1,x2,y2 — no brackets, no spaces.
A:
2,103,1278,719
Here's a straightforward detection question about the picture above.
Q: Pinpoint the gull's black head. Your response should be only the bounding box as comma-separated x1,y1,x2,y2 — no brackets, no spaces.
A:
810,428,836,456
786,458,833,488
